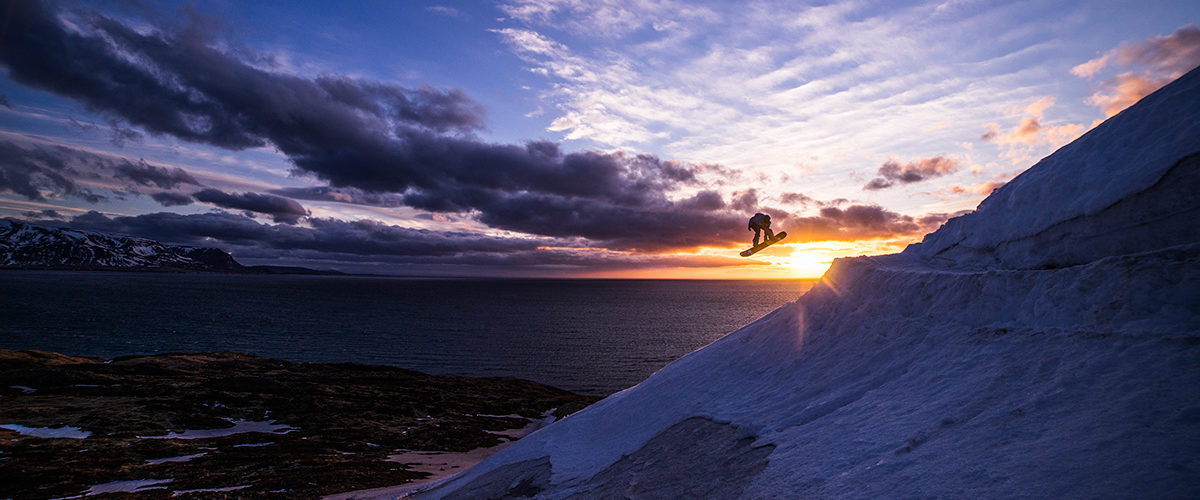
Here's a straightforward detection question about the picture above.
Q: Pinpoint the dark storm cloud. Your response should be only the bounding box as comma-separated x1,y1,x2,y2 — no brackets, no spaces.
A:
0,140,104,202
863,156,960,190
471,191,743,250
63,210,544,258
678,190,725,211
113,161,200,189
0,0,485,148
269,186,407,207
49,210,761,274
0,0,955,256
728,189,759,212
21,209,64,219
150,191,194,207
777,204,950,241
0,0,727,249
0,0,482,157
191,189,309,224
819,205,918,232
0,139,211,205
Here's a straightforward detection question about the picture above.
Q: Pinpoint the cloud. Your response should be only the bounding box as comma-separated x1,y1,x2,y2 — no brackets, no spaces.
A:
113,161,200,189
426,6,465,19
0,140,105,202
30,210,770,274
150,191,194,207
779,192,817,207
863,156,960,190
0,1,962,258
1070,54,1111,79
1073,24,1200,116
498,0,716,39
488,0,1072,196
727,189,759,212
1084,72,1169,118
0,1,745,250
0,137,217,209
191,188,309,224
677,190,725,211
268,186,408,207
0,0,485,149
981,118,1039,144
979,97,1086,165
778,204,951,241
21,209,64,219
917,210,971,230
60,210,550,260
940,181,1007,198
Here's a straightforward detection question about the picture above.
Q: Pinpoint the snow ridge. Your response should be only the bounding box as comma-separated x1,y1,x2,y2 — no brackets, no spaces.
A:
0,218,241,271
415,68,1200,498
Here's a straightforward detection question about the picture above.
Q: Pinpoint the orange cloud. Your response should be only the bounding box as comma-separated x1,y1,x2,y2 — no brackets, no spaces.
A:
981,97,1086,159
1073,24,1200,117
946,181,1007,196
1085,71,1170,117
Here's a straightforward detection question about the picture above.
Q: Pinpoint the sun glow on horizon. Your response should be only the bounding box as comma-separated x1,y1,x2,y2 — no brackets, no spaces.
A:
565,236,918,279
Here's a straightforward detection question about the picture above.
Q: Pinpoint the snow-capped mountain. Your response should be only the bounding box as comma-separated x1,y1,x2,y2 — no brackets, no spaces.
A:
0,218,242,271
415,68,1200,498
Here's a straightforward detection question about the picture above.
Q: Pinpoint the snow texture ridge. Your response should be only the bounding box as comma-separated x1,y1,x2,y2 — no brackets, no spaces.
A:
412,68,1200,499
0,218,241,271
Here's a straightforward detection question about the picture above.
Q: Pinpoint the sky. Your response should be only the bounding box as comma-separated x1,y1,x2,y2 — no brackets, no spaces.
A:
0,0,1197,278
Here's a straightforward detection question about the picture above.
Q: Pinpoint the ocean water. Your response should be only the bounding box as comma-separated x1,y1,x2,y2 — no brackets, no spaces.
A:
0,271,813,395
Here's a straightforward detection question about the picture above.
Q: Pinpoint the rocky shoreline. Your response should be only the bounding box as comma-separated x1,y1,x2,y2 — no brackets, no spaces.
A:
0,350,598,499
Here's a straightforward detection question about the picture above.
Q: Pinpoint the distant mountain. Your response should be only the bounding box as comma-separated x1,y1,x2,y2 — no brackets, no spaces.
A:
0,218,339,274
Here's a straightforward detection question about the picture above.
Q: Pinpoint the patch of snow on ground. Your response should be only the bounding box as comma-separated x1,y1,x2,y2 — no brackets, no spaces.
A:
136,419,295,439
79,479,172,494
0,423,91,439
232,442,274,447
170,485,251,496
324,411,560,500
145,452,207,464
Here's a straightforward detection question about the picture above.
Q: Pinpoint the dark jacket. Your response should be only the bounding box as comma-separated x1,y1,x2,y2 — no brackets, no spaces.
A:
748,213,770,231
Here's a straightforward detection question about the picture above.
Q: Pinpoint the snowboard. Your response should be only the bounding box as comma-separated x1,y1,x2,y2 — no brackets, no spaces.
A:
740,231,787,257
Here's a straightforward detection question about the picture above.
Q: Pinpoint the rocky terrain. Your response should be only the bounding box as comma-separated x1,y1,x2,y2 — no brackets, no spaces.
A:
0,350,597,499
0,219,338,274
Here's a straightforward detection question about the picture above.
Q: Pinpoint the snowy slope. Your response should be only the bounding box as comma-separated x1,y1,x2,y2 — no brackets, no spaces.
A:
414,68,1200,498
0,218,242,271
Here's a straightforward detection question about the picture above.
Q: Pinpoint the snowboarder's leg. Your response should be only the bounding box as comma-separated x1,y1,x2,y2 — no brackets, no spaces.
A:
753,227,761,246
764,228,775,241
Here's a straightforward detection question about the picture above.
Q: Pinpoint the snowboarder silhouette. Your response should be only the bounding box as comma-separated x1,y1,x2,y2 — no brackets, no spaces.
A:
748,212,774,246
